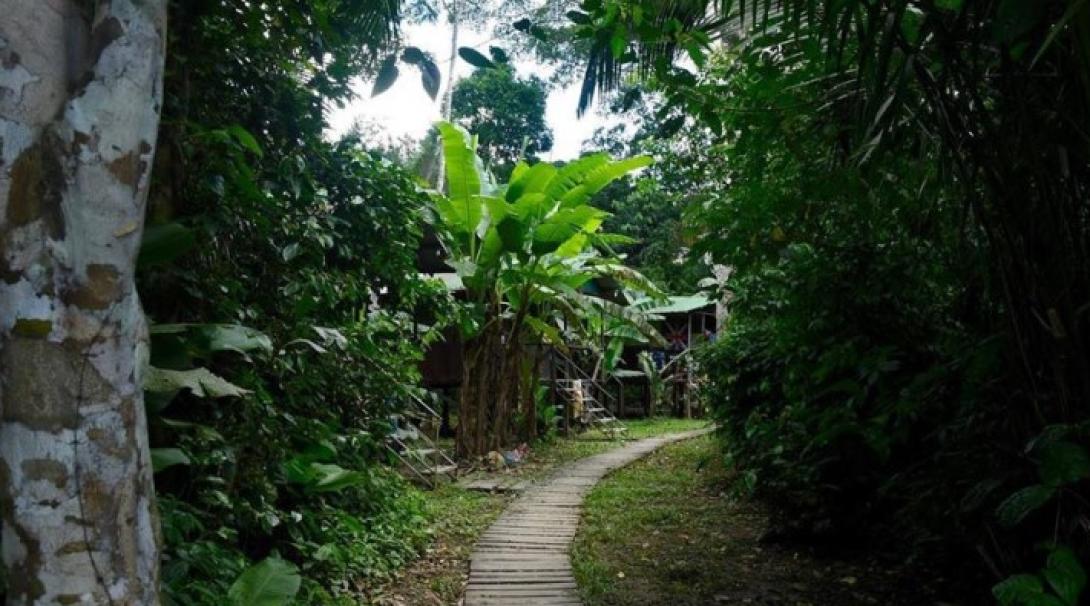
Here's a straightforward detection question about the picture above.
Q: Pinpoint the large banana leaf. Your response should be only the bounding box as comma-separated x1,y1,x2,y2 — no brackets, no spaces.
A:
558,156,652,208
543,153,611,201
532,207,608,255
437,121,482,206
506,162,559,202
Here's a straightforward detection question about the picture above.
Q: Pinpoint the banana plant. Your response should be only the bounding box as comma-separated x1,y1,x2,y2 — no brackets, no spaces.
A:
430,121,665,455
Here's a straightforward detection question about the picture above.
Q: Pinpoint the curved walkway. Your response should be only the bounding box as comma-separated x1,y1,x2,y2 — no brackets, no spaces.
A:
464,428,713,606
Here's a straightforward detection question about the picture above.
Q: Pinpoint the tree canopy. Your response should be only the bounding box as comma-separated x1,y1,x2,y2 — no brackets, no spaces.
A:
451,66,554,179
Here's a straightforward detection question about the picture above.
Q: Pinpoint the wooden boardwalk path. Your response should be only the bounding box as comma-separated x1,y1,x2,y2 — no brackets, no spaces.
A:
464,429,713,606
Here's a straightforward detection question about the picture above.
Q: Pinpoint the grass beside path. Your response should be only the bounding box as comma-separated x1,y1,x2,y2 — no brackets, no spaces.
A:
368,417,706,605
572,434,964,606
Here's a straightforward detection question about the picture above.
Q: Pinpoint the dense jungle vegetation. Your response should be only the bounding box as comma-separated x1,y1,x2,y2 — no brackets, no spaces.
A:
0,0,1088,604
571,1,1090,603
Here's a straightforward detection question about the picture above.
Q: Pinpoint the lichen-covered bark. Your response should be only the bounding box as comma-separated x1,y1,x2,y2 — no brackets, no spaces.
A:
0,0,166,603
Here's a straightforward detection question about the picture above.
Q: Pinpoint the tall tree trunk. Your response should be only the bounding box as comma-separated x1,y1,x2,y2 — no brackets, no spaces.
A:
434,0,460,189
0,0,166,603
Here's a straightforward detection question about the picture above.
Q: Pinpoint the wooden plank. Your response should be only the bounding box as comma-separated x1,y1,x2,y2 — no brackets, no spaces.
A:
462,428,712,605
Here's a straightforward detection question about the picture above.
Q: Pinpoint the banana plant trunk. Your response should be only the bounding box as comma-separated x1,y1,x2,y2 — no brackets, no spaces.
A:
457,310,527,458
0,0,166,602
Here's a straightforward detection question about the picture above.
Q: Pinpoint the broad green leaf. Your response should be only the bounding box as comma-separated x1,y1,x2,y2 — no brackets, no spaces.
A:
510,160,530,182
481,195,508,221
1038,441,1090,487
419,57,441,100
151,448,190,472
599,262,665,297
371,54,400,96
228,557,301,606
458,47,495,68
227,125,263,157
1044,546,1087,605
495,217,528,256
488,46,509,63
577,294,666,346
442,195,485,237
593,232,638,247
686,42,707,68
400,46,426,64
150,323,272,355
477,229,506,269
506,162,559,202
536,207,606,241
901,6,924,45
558,156,652,208
995,484,1056,527
200,324,273,354
144,366,251,398
994,574,1047,606
511,193,553,222
309,463,367,493
555,233,589,258
436,122,482,206
603,337,625,373
543,154,609,201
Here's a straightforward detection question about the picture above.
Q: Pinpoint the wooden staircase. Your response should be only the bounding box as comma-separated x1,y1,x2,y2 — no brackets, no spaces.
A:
557,378,628,439
387,393,458,488
550,348,628,440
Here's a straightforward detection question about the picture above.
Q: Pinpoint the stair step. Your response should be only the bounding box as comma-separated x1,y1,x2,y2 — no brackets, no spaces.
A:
390,431,420,443
405,448,437,458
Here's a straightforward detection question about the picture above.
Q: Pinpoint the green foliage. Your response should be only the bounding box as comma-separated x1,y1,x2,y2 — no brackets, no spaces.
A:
555,0,1090,596
683,31,1010,557
433,122,663,453
451,67,554,180
139,2,455,603
227,558,301,606
994,546,1086,606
